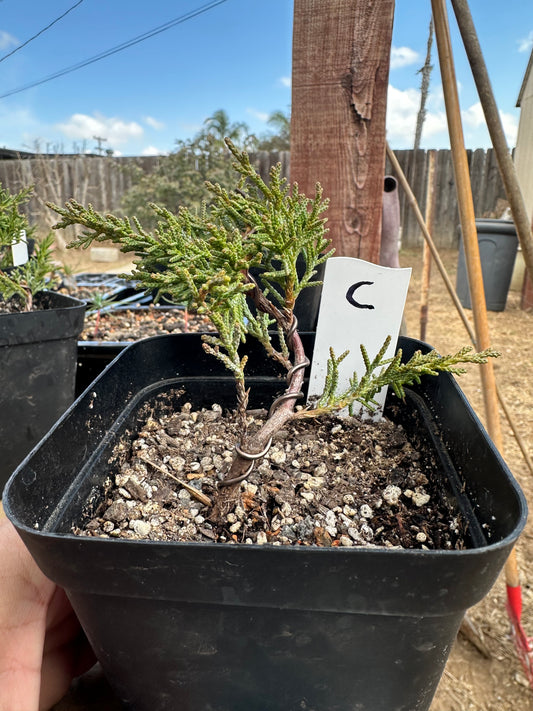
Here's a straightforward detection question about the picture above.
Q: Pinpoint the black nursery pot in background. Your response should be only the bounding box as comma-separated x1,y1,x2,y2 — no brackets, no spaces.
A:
456,219,519,312
75,305,202,396
0,291,85,493
3,334,527,711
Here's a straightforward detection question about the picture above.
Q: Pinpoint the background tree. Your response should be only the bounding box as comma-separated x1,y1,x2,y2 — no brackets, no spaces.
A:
121,110,259,228
203,109,257,150
413,18,434,154
257,109,291,151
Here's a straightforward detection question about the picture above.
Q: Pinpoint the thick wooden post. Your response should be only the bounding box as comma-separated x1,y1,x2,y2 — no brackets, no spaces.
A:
290,0,395,262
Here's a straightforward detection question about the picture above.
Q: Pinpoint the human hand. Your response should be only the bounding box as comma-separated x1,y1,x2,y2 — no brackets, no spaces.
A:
0,503,96,711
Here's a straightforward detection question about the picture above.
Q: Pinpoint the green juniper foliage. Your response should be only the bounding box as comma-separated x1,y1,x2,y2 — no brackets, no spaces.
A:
49,139,497,482
0,183,59,311
0,182,34,270
0,233,60,311
314,336,497,417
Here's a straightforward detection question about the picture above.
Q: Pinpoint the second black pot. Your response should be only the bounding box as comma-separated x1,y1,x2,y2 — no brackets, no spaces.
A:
0,291,85,493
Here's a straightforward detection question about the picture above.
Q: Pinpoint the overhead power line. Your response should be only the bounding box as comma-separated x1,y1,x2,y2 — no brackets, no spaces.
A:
0,0,228,100
0,0,86,65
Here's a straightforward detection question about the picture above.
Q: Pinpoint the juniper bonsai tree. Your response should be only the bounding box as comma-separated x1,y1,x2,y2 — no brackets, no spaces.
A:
49,139,497,493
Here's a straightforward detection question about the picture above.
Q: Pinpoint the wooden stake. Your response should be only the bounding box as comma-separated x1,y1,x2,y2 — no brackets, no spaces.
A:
431,0,502,450
419,150,436,341
459,615,491,659
290,0,395,262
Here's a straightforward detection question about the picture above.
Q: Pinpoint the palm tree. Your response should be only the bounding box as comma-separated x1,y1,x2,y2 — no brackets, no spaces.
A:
267,109,291,144
203,110,252,148
257,109,291,151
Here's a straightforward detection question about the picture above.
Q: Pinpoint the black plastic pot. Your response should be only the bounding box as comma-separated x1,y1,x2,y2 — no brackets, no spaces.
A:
0,291,85,493
75,306,211,396
76,342,128,396
4,334,526,711
456,219,519,311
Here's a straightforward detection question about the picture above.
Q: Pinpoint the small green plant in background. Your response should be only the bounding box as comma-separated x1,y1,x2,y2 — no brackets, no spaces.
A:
49,139,497,491
85,291,149,338
0,183,60,311
0,182,34,269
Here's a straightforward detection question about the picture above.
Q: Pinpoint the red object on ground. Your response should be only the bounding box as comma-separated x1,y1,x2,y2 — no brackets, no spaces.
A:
506,584,533,687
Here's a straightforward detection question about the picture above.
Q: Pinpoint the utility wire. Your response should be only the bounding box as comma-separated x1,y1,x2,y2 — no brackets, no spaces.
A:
0,0,85,65
0,0,228,100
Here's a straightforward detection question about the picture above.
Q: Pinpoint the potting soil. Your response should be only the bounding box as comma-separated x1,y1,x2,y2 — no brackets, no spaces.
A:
76,394,467,550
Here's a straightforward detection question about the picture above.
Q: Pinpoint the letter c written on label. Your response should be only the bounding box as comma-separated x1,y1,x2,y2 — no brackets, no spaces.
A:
345,281,375,310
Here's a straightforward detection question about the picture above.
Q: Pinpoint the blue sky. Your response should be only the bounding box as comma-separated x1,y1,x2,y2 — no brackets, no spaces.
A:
0,0,531,156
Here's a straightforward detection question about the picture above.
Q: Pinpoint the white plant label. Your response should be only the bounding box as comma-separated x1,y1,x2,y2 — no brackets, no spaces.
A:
11,229,29,266
308,257,411,418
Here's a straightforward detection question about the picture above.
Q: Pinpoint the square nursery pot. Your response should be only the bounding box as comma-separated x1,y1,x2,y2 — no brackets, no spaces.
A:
3,334,527,711
0,291,85,493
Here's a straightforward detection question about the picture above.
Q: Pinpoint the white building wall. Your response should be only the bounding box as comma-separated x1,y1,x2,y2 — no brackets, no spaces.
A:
515,51,533,222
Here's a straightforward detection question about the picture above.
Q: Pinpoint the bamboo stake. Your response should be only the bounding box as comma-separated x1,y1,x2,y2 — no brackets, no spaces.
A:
386,143,533,477
431,0,502,448
450,0,533,287
432,0,532,685
419,150,436,341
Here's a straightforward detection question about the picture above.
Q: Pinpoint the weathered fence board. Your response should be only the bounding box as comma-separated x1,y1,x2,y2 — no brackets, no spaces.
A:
384,148,508,248
0,149,506,250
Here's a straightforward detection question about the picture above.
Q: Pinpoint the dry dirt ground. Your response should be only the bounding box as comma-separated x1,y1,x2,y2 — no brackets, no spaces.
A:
55,246,533,711
399,248,533,711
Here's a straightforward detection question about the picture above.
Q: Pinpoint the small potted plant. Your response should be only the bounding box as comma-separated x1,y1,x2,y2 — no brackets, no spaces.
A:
3,143,526,711
0,182,85,492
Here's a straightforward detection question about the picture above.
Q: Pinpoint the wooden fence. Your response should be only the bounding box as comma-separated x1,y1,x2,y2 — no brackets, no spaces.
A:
387,148,507,248
0,148,505,249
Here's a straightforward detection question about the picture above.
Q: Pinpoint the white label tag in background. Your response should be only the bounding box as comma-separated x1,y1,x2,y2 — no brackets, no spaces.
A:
11,229,29,266
308,257,411,418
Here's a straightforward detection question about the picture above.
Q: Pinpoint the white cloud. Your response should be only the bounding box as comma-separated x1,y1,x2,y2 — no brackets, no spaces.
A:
390,46,419,70
500,111,518,147
246,107,269,122
461,101,518,147
141,145,167,156
421,111,448,140
387,87,518,149
0,31,18,51
386,84,448,147
144,116,165,130
462,102,485,129
517,30,533,53
279,76,291,88
56,113,143,146
386,84,420,145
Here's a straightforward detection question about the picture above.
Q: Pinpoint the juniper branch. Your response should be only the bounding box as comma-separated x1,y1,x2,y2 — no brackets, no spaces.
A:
302,336,500,418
